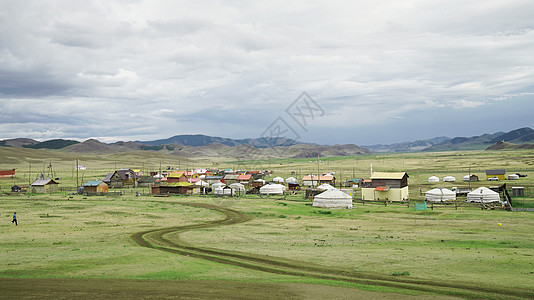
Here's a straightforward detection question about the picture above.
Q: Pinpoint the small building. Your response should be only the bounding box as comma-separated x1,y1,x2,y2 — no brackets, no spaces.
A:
223,174,239,185
463,174,479,182
236,174,252,184
486,169,505,180
151,182,195,195
288,182,300,190
302,174,335,186
361,172,409,201
205,176,224,185
104,169,138,188
167,171,187,183
346,178,362,188
83,180,108,195
0,169,16,178
30,179,59,194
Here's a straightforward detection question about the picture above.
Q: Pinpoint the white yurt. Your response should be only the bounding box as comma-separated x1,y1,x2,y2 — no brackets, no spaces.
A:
443,176,456,182
463,175,471,182
214,187,232,196
272,176,284,183
199,174,206,179
259,184,286,195
195,180,210,188
153,173,164,179
425,188,456,202
507,174,519,180
285,177,298,184
466,187,500,203
229,183,245,192
211,181,226,189
428,176,439,183
317,183,336,191
254,179,266,186
313,189,353,209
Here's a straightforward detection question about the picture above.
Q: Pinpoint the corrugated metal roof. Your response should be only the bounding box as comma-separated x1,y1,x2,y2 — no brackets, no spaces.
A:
224,174,240,180
31,179,58,186
370,172,407,180
237,174,252,180
167,171,185,178
84,180,104,186
302,175,334,181
167,182,194,187
486,169,505,175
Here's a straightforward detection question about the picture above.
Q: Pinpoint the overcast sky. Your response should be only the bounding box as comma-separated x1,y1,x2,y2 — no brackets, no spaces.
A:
1,0,533,145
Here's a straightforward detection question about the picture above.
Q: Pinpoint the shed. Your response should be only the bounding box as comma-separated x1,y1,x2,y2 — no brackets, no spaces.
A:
463,174,479,182
302,174,335,186
425,188,456,203
486,169,505,180
313,189,353,209
30,179,59,194
223,174,239,185
83,180,108,194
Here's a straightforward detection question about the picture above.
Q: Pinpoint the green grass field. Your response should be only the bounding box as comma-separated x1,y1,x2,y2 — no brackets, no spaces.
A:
1,148,534,298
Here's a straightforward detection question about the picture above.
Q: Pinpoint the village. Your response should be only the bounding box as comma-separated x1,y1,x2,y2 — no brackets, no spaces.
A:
2,161,529,211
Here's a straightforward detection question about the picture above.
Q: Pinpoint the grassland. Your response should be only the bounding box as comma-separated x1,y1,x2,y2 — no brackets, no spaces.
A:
1,148,534,298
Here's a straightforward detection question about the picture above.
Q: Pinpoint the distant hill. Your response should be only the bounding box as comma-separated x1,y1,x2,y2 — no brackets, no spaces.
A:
137,134,303,148
424,127,534,152
363,136,450,153
486,141,534,150
23,139,79,149
0,138,39,148
64,139,122,153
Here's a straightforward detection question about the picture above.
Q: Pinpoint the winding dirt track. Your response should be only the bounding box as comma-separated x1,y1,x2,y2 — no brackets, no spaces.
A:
131,202,534,299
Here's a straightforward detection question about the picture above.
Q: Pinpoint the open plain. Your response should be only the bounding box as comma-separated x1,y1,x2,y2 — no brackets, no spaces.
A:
1,148,534,298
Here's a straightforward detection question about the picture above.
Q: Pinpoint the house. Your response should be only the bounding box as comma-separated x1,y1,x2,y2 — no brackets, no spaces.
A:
204,176,224,185
345,178,362,188
0,169,15,178
237,174,252,184
30,179,59,194
151,182,196,195
302,174,335,186
486,169,505,180
361,172,409,201
167,171,187,183
104,169,138,188
223,174,239,185
463,174,479,182
83,180,108,195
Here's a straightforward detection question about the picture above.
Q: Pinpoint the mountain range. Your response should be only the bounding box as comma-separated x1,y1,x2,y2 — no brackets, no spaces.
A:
1,127,533,158
363,127,534,152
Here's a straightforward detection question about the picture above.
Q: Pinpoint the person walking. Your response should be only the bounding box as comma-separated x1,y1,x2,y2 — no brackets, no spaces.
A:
11,212,17,226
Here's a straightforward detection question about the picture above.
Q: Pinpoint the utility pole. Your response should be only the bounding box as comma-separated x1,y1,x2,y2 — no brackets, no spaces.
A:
76,159,79,188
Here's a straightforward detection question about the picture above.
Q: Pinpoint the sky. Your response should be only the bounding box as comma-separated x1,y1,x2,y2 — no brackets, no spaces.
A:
1,0,533,145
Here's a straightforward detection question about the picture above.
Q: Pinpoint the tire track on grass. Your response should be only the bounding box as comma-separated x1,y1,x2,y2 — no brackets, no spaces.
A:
131,202,533,299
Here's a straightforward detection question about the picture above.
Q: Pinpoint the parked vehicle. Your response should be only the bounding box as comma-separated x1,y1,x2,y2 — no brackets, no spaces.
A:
488,176,500,181
516,173,528,177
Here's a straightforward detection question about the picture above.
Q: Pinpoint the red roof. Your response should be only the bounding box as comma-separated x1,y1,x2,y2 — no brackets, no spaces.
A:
375,186,390,191
237,174,252,180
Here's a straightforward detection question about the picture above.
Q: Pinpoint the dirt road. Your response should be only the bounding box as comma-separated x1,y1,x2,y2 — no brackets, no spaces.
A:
131,202,534,299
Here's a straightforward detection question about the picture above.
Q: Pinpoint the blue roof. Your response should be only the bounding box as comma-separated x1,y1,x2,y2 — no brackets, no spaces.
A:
84,180,104,186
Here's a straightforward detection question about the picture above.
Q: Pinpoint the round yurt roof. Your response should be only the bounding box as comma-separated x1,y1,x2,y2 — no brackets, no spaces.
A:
285,177,298,183
272,176,284,183
428,176,439,183
199,174,206,179
195,180,209,187
259,183,286,195
317,183,336,191
463,175,470,181
507,174,519,180
229,183,245,191
153,173,164,179
443,176,456,182
211,181,226,189
313,189,353,209
425,188,456,202
466,187,500,203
